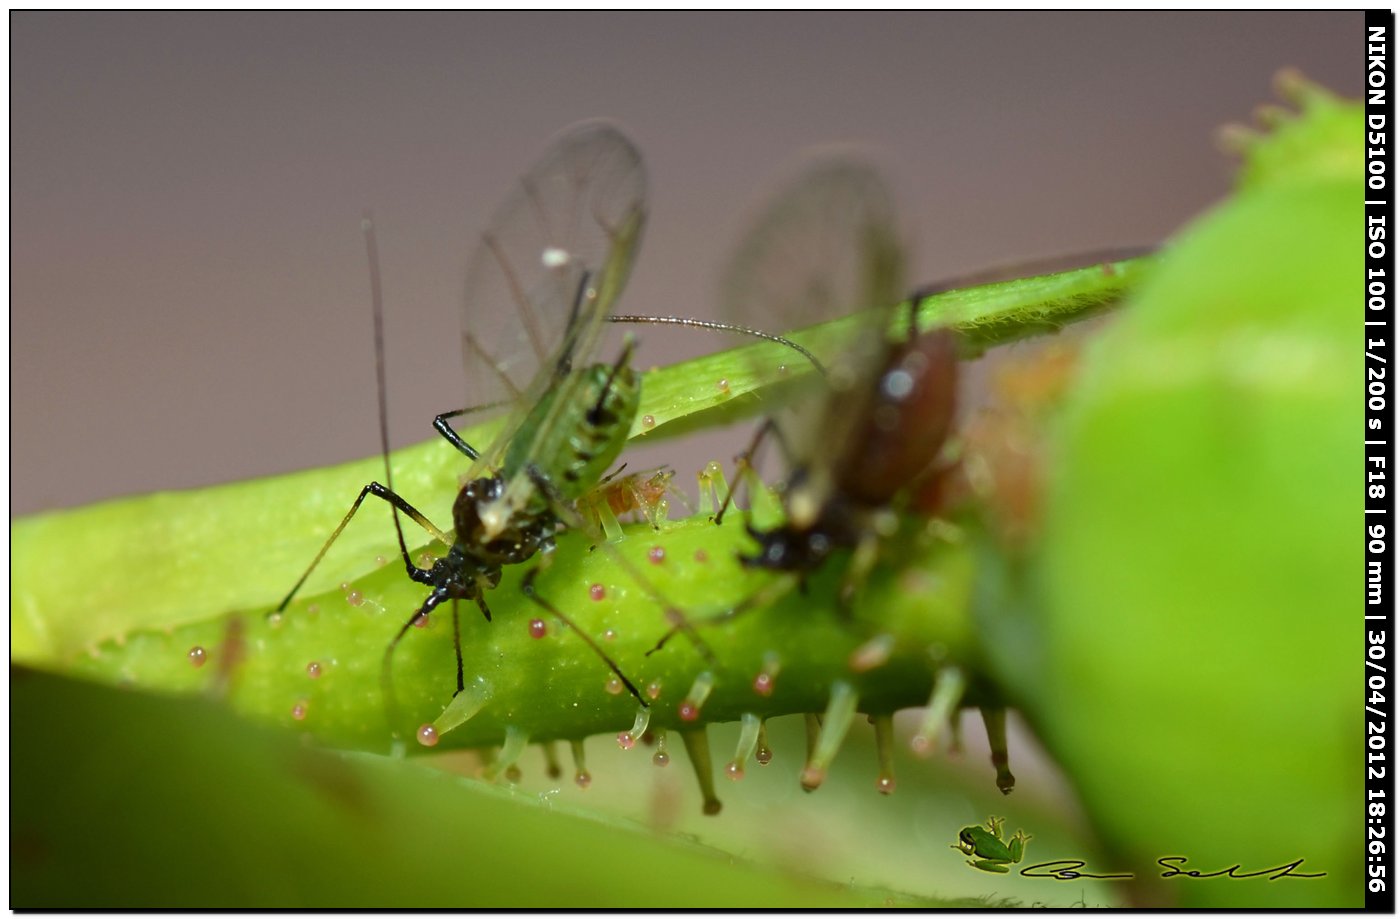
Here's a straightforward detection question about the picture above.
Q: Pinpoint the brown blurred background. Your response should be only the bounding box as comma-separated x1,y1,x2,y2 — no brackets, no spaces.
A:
12,11,1362,516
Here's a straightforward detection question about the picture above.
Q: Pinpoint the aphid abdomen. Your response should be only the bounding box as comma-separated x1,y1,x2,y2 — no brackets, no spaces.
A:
551,362,641,504
834,328,958,507
563,364,640,501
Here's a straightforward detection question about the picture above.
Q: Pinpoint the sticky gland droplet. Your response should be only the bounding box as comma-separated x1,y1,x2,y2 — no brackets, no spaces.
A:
777,364,789,376
800,765,826,791
528,618,547,639
641,414,656,429
716,378,730,393
589,583,606,601
266,612,284,629
754,653,781,695
678,671,715,723
755,746,773,765
645,682,662,700
605,677,624,696
909,734,934,757
417,724,439,747
694,549,709,563
876,775,896,795
724,762,744,782
187,646,207,668
653,751,670,767
412,613,429,628
648,545,665,564
575,771,592,789
346,590,364,607
306,661,322,679
616,732,636,750
291,701,308,721
375,555,388,566
603,628,617,641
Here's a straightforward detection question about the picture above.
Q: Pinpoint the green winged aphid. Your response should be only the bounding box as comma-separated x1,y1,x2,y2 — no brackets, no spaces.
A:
269,120,669,743
952,816,1031,873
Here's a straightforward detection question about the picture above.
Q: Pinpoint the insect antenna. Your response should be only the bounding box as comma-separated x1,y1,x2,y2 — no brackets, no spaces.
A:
607,314,827,376
362,214,413,567
909,245,1158,299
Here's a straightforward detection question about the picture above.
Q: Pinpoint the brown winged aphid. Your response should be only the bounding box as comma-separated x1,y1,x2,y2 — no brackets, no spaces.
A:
651,154,959,633
641,155,986,795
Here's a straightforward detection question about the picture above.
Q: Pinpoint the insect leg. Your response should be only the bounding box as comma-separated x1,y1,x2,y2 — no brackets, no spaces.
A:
524,462,717,669
451,599,464,694
271,482,451,617
715,416,800,524
646,571,799,655
907,245,1159,301
519,559,645,706
382,585,490,735
432,399,512,461
381,589,446,732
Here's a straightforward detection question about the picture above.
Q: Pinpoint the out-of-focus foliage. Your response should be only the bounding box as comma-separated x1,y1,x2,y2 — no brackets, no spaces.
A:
1014,74,1360,907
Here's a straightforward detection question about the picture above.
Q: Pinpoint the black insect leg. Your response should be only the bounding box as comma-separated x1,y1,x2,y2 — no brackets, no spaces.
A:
519,558,646,706
906,246,1158,308
270,482,450,618
715,416,800,525
285,219,448,616
432,400,513,461
646,571,799,655
527,461,718,667
380,588,447,734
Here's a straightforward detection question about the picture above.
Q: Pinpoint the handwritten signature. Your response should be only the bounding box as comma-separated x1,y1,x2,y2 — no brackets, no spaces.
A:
1015,857,1325,881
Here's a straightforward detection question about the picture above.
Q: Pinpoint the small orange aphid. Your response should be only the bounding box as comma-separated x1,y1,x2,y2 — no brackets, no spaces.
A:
579,465,688,541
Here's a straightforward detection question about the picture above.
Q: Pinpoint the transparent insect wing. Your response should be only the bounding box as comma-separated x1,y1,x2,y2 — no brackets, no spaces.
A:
721,157,905,487
459,121,647,472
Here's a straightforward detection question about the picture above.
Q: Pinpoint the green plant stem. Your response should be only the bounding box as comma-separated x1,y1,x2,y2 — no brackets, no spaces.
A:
13,254,1149,668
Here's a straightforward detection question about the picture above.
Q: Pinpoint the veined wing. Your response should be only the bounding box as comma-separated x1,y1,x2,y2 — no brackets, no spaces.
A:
460,120,647,476
720,155,905,502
